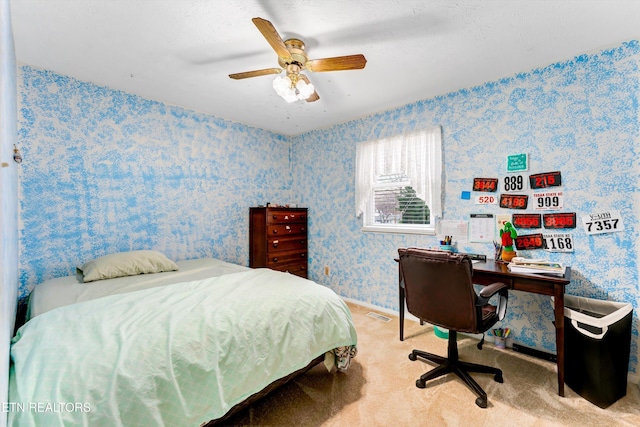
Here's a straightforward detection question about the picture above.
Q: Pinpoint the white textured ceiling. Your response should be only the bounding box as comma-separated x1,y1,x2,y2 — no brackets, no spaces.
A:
9,0,640,135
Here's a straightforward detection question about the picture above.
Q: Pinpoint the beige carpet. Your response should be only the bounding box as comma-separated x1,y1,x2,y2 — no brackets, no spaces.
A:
221,302,640,426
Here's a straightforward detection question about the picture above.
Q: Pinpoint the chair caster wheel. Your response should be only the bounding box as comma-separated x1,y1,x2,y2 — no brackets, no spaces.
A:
494,373,503,383
416,379,426,388
408,353,417,361
475,396,488,408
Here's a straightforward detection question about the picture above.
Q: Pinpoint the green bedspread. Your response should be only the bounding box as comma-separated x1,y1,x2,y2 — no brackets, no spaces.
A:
8,268,358,426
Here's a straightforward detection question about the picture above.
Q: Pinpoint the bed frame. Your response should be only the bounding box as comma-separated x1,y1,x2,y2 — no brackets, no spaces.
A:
204,354,325,425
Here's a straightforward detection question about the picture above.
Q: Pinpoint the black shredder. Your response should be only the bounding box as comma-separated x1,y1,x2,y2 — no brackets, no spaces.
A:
563,295,633,408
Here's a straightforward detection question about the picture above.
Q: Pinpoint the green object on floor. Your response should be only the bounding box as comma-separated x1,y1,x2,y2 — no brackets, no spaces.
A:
434,325,449,339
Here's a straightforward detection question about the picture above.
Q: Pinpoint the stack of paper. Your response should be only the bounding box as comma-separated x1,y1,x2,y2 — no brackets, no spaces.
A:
508,258,566,276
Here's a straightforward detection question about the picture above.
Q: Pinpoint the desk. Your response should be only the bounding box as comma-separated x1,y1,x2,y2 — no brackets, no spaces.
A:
398,260,572,396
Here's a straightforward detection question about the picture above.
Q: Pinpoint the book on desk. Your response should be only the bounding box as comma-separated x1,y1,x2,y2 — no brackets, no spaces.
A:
508,257,566,276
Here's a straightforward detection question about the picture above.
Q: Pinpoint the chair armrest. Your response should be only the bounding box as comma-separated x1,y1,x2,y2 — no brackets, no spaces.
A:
476,282,508,306
477,282,509,320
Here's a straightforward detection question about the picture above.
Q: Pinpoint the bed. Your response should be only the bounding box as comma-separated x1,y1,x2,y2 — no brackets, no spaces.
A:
9,252,358,426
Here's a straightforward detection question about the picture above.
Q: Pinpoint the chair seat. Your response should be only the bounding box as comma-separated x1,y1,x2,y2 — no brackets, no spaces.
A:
480,304,498,329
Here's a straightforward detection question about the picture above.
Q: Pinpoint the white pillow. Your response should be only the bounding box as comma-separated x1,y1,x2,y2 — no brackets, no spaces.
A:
79,250,179,283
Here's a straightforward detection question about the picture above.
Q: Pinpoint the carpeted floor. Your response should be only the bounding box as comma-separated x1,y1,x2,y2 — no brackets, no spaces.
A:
221,302,640,426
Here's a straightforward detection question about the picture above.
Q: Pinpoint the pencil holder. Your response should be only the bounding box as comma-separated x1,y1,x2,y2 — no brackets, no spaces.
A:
495,337,506,349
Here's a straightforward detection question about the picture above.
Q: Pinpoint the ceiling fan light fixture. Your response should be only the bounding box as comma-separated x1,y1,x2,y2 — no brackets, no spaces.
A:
272,74,314,103
272,75,297,102
296,79,315,100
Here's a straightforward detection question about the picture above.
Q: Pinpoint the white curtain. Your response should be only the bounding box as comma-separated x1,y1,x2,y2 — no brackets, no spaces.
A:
355,126,442,219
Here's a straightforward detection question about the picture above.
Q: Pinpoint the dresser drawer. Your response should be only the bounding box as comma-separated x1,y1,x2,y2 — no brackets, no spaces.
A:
270,262,307,278
266,249,307,266
267,224,306,236
268,236,307,252
267,210,307,224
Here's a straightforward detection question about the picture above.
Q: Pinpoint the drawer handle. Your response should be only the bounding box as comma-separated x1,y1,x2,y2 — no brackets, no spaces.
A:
273,242,278,248
273,229,278,234
272,257,278,262
300,227,305,232
300,240,305,244
301,253,305,257
272,215,278,220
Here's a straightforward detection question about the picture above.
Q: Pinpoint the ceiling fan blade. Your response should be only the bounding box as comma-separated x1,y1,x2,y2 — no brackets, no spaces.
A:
299,74,319,102
252,17,292,60
306,54,367,72
229,68,282,80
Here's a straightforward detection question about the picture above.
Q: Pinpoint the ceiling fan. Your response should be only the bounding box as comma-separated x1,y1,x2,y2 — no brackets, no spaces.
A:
229,18,367,103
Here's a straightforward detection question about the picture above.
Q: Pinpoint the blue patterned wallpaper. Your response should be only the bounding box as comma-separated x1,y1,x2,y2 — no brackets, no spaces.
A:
293,41,640,372
17,41,640,373
17,66,291,294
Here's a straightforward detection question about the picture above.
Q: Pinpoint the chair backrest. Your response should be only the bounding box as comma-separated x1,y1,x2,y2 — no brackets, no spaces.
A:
398,247,479,333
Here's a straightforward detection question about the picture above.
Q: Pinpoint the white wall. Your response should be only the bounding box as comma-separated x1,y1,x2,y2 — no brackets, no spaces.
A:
0,0,18,425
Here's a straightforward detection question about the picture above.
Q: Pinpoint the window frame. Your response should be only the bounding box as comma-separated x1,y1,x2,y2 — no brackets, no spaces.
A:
356,127,442,235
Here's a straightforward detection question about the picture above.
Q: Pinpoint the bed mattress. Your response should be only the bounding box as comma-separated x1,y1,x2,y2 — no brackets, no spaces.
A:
27,257,249,319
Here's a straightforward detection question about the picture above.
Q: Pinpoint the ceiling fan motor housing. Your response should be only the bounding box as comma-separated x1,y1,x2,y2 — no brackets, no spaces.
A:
278,38,308,69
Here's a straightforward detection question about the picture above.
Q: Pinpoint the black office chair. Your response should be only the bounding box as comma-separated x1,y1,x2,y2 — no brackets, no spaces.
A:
398,247,509,408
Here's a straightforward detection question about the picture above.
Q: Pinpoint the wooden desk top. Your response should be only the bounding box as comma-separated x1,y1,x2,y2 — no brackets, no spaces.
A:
473,260,572,285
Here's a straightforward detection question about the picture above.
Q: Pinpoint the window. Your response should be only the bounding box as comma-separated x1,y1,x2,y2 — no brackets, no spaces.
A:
355,127,442,234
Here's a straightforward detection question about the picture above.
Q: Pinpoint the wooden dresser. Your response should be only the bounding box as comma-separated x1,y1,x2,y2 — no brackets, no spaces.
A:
249,207,308,278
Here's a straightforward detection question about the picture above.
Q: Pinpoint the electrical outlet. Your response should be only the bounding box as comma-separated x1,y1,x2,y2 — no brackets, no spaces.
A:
324,266,330,276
